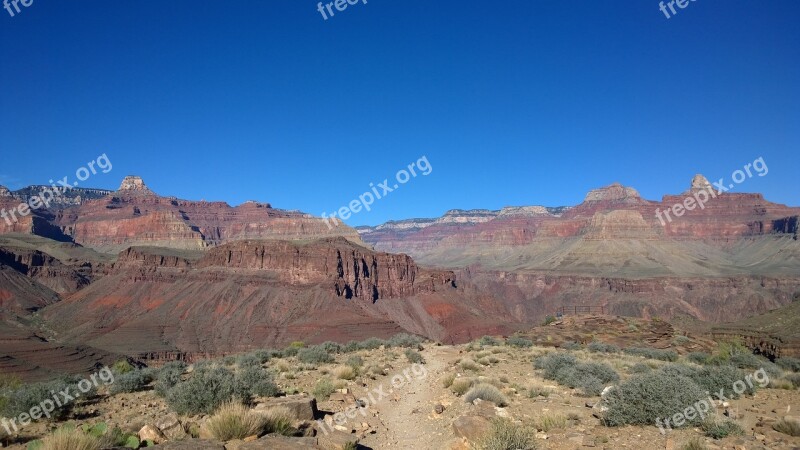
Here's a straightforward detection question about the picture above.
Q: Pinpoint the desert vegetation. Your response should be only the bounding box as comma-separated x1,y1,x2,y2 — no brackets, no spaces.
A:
1,331,799,449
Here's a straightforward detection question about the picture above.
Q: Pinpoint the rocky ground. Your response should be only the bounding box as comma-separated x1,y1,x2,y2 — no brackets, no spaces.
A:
2,334,800,450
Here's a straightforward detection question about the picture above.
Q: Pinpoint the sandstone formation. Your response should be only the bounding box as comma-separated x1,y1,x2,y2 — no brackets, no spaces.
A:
51,176,361,253
359,177,800,325
42,238,514,359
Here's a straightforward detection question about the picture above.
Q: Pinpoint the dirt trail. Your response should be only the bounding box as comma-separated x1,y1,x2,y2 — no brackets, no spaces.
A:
367,345,459,449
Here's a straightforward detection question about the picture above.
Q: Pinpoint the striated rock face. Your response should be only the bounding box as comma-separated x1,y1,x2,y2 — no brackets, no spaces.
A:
197,238,455,300
458,269,800,326
711,301,800,359
49,176,361,253
361,178,800,269
357,177,800,322
42,238,514,356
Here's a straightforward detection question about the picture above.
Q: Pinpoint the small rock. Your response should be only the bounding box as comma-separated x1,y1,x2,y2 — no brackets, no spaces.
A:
139,424,168,444
435,404,445,414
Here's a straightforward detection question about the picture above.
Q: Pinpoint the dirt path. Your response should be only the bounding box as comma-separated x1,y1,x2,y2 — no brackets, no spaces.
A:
364,346,459,449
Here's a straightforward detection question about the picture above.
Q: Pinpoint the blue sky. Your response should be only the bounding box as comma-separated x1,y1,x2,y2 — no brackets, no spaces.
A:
1,1,798,226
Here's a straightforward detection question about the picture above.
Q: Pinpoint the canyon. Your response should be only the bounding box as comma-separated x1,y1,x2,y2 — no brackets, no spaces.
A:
0,174,798,378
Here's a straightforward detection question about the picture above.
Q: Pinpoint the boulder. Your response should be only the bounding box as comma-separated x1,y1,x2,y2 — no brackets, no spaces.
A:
156,413,187,440
255,395,318,420
139,424,168,444
452,415,491,443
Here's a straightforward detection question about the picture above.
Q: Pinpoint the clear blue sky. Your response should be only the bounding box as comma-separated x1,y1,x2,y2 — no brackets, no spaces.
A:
1,1,798,226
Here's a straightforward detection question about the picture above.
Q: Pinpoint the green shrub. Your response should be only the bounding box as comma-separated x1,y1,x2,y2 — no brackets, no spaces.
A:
629,363,651,374
785,373,800,388
717,340,749,356
464,383,508,407
343,341,360,353
534,353,618,396
588,342,619,353
624,347,678,362
672,335,690,345
506,336,533,348
701,417,743,439
477,418,536,450
602,372,706,427
533,353,577,379
388,333,424,349
557,362,619,396
1,379,78,421
166,366,237,415
686,352,710,365
253,350,272,364
357,337,386,350
111,360,135,375
236,354,262,368
110,370,154,394
479,336,501,347
542,316,556,326
282,346,300,357
690,365,755,398
776,357,800,373
0,374,21,413
319,341,342,354
442,373,456,388
297,346,335,365
345,356,364,369
154,361,186,397
235,366,279,399
313,378,336,400
723,353,783,380
404,349,425,364
560,341,582,351
660,364,698,379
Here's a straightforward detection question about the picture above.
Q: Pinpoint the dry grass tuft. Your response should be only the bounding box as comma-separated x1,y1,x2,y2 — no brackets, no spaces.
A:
334,365,357,380
40,428,101,450
206,401,267,441
451,377,474,396
262,406,296,436
464,383,508,407
535,413,567,432
773,419,800,437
